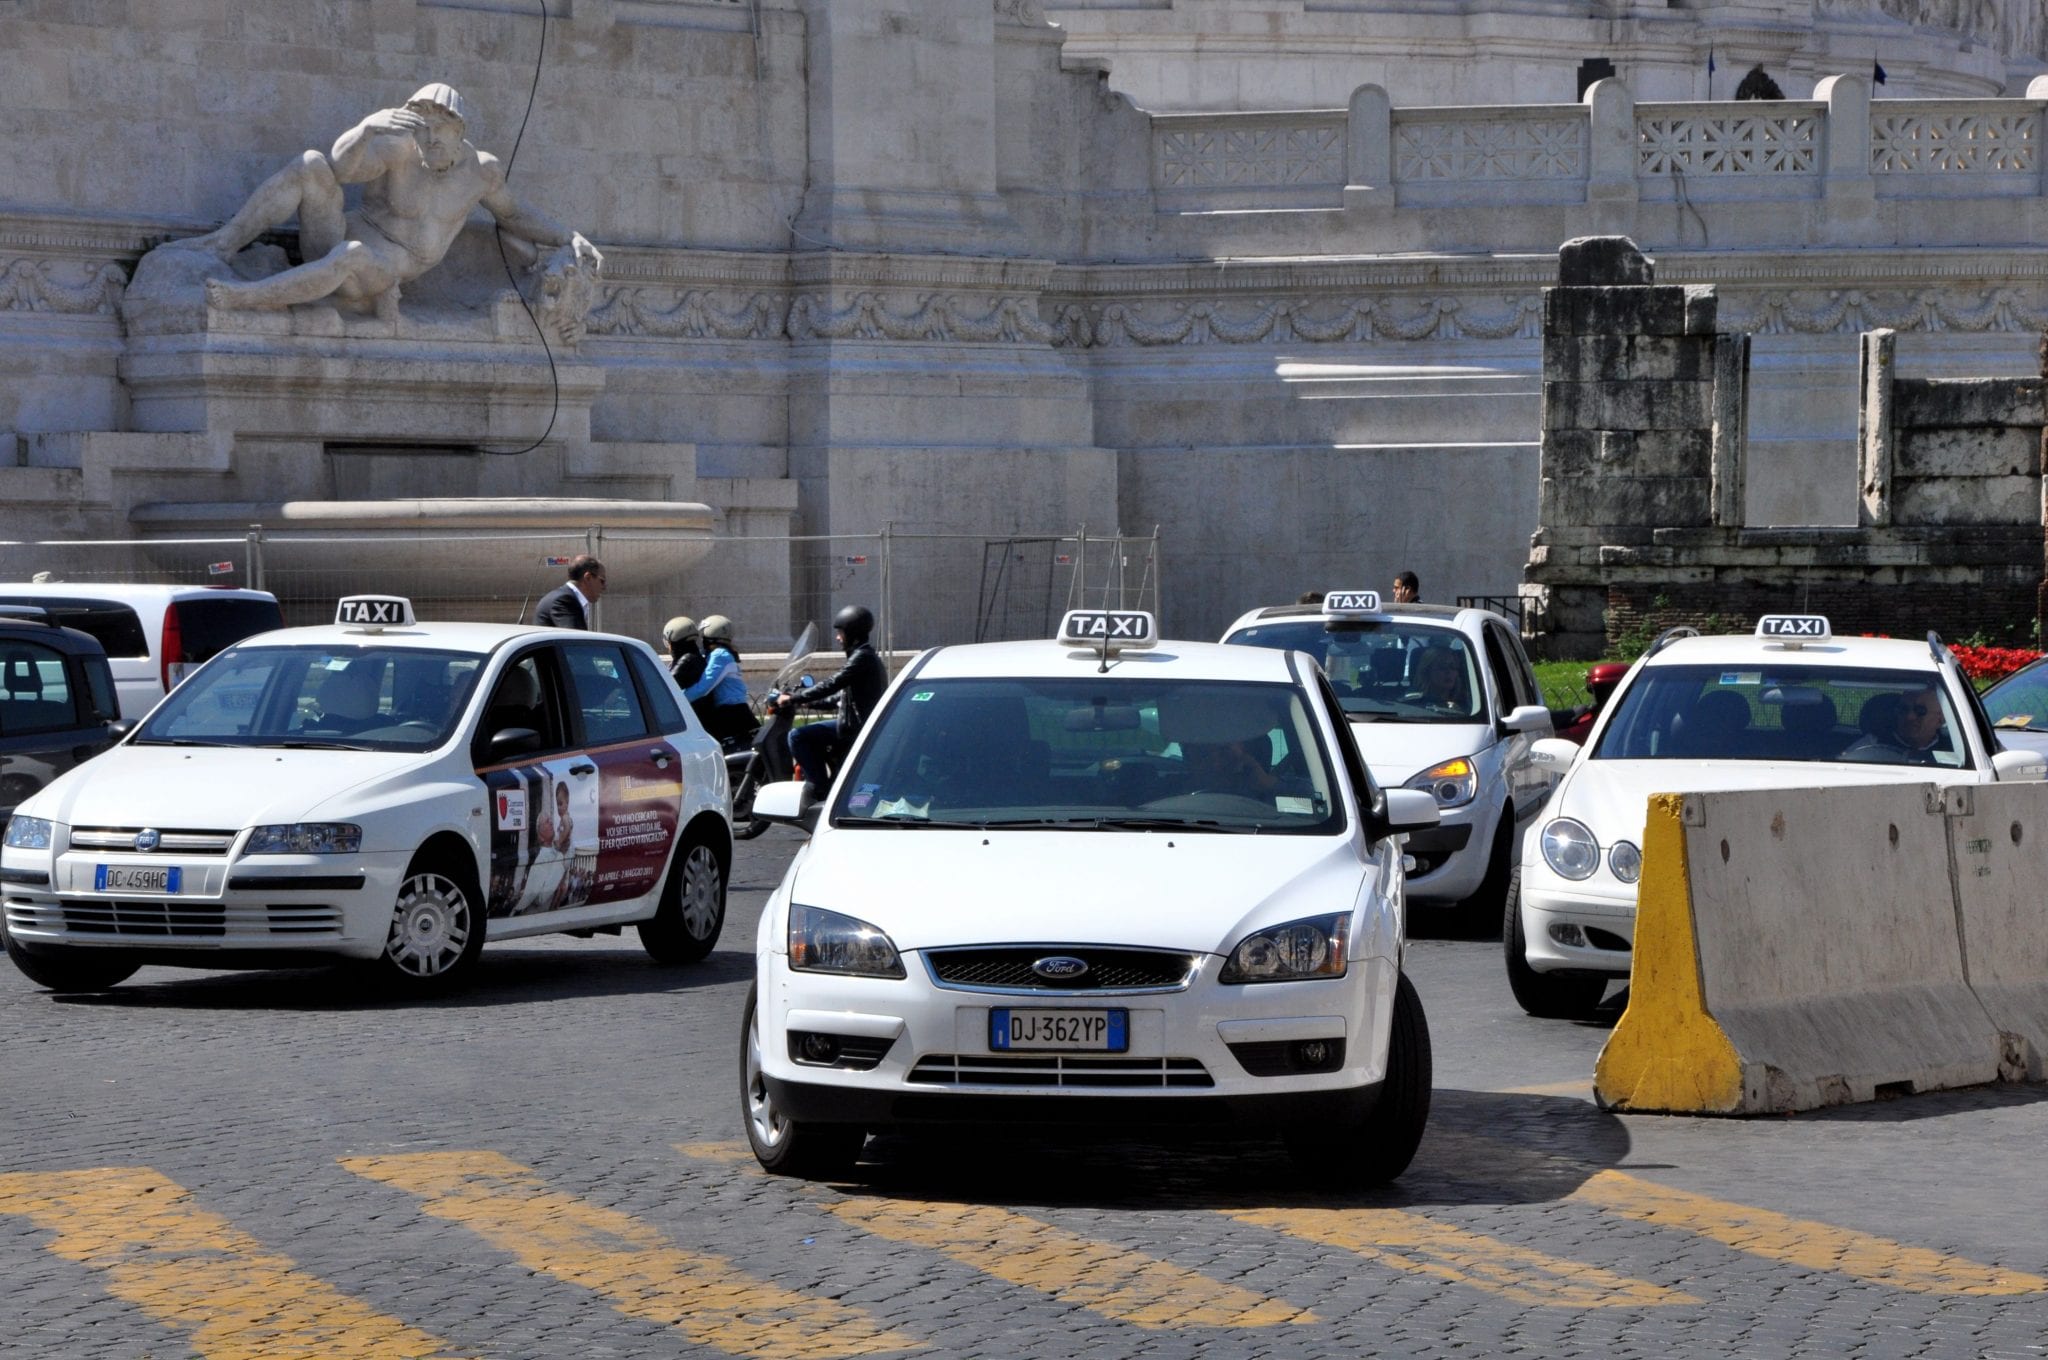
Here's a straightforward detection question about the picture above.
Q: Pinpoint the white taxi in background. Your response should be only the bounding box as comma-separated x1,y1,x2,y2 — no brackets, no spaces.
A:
1511,615,2048,1018
1,596,731,994
1223,592,1558,931
740,609,1442,1183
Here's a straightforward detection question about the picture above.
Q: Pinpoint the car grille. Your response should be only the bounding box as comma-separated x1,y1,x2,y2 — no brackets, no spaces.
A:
6,899,343,939
925,946,1199,994
906,1054,1213,1088
69,827,237,855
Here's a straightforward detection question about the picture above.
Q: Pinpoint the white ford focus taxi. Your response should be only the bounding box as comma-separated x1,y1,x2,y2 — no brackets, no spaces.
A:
1,596,731,994
1511,615,2048,1019
1223,592,1558,931
740,609,1441,1182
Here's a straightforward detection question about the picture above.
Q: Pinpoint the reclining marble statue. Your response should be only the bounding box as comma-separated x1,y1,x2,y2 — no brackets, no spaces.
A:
146,82,600,338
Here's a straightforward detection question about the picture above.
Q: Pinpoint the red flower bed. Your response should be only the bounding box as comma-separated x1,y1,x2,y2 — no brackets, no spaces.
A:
1950,644,2044,682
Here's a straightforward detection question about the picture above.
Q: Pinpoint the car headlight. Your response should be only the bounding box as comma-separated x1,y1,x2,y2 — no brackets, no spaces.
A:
788,904,905,979
5,816,53,850
244,823,363,855
1539,818,1601,881
1405,757,1477,809
1219,912,1350,984
1608,840,1642,884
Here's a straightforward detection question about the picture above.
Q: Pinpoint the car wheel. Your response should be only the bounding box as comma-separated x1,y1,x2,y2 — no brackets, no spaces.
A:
740,983,865,1179
732,767,770,842
638,836,726,964
1453,811,1515,940
1285,971,1432,1185
379,859,485,991
1503,880,1608,1019
2,928,138,993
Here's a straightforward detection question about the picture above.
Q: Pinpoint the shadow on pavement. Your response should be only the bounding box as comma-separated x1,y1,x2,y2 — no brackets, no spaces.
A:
40,943,753,1012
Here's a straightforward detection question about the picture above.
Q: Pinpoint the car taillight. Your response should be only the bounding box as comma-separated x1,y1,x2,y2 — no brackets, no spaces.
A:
161,602,185,691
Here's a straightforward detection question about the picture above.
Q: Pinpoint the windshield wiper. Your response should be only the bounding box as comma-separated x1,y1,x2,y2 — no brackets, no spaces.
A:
272,739,375,751
1079,816,1258,834
848,816,992,830
129,737,236,747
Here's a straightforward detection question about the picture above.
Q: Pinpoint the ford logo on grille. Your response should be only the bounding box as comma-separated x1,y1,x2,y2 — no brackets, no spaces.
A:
133,829,160,852
1031,955,1089,980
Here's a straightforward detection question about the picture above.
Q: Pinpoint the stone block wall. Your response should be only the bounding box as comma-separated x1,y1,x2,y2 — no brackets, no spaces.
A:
1526,245,2047,657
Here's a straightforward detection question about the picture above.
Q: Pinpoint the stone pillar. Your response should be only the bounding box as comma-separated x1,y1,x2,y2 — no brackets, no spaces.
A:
1857,328,1895,527
1815,73,1875,203
1584,79,1637,207
1526,235,1729,658
1344,84,1395,212
1712,331,1749,527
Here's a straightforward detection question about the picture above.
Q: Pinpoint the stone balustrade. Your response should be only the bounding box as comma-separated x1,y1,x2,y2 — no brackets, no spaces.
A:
1148,75,2048,212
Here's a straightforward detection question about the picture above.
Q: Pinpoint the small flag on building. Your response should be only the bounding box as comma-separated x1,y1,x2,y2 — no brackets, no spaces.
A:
1707,47,1716,78
207,560,235,576
1872,60,1887,85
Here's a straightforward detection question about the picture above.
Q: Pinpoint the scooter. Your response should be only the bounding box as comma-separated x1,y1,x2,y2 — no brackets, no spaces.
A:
726,624,818,840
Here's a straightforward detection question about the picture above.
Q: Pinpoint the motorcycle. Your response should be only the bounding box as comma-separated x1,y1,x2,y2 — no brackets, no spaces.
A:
726,623,819,840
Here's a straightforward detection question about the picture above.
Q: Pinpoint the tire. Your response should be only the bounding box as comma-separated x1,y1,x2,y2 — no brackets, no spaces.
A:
1452,811,1515,940
2,928,137,992
740,983,865,1179
731,765,770,842
378,858,485,991
1503,880,1608,1020
1285,971,1432,1186
638,836,726,964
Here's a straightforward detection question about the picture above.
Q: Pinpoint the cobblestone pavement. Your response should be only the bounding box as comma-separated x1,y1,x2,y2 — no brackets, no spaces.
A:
5,831,2047,1359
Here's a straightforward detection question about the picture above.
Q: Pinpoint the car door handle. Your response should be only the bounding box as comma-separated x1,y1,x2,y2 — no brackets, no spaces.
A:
569,763,597,777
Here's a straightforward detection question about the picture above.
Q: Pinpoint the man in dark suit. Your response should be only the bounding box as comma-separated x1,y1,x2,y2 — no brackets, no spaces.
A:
532,555,605,629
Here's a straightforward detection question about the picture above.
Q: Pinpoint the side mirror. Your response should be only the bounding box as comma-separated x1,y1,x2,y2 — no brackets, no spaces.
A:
752,779,821,832
107,719,136,740
1992,747,2048,782
1382,787,1440,837
486,727,541,763
1529,737,1582,770
798,675,815,689
1501,703,1552,736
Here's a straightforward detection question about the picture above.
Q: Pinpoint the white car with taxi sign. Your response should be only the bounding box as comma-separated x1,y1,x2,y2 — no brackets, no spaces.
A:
1510,615,2048,1018
1222,592,1558,931
740,609,1442,1182
0,596,732,994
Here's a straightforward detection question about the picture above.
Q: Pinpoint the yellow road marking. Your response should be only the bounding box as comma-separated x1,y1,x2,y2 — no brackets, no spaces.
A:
1574,1169,2048,1296
0,1167,474,1359
674,1139,756,1164
1228,1205,1696,1308
341,1151,920,1359
820,1197,1316,1329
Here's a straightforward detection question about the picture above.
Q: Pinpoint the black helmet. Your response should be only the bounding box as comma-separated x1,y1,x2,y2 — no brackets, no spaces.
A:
833,604,874,649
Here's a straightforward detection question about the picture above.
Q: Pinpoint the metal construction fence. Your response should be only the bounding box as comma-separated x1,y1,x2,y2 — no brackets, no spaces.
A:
0,526,1164,658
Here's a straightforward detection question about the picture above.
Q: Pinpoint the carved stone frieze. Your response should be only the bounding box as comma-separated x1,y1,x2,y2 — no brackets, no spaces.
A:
584,285,1058,345
1715,286,2048,335
0,257,129,315
1051,294,1545,347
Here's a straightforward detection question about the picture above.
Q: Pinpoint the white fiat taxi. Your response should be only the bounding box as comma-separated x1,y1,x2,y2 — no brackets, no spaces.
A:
1,596,731,994
740,609,1442,1183
1511,615,2048,1019
1223,592,1557,931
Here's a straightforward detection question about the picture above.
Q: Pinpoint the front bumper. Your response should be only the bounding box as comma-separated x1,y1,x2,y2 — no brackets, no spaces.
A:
1403,798,1494,906
757,948,1399,1127
2,844,406,964
1518,867,1636,978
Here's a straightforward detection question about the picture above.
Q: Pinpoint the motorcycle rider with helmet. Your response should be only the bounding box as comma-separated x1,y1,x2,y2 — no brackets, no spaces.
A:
683,614,759,745
662,615,707,692
780,604,888,800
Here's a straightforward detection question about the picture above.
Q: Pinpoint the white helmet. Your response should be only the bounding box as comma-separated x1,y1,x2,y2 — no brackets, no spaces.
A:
701,615,736,646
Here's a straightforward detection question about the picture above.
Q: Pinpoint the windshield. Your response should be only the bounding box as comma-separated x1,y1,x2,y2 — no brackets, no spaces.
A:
831,677,1345,833
134,644,485,752
1592,662,1970,769
1983,660,2048,733
1225,619,1483,722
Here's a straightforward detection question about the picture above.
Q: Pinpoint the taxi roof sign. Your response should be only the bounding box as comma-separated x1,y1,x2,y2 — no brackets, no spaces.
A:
1057,609,1157,653
1322,590,1382,618
1756,614,1830,648
336,595,415,631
